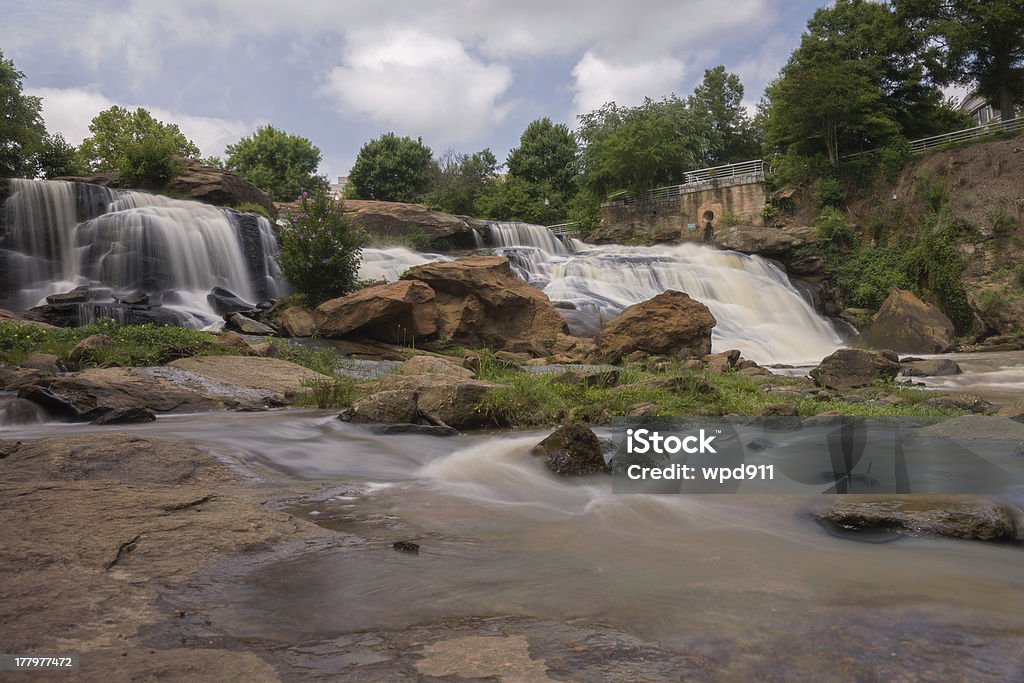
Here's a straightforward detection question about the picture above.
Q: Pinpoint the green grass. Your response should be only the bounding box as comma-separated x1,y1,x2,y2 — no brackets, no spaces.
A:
0,318,227,367
294,376,361,408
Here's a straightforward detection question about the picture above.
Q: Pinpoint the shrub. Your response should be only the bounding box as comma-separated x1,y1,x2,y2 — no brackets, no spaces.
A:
233,201,274,221
277,188,367,306
118,137,185,191
720,211,743,226
813,207,855,246
812,176,845,208
977,290,1003,315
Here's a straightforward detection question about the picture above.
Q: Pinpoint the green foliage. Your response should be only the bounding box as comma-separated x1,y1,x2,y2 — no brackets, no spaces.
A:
349,133,435,203
295,376,359,408
831,245,915,309
688,65,760,165
976,289,1004,315
904,212,974,332
232,202,274,221
0,319,220,366
565,188,603,235
79,106,199,173
720,211,744,227
224,125,328,201
896,0,1024,121
814,207,856,245
813,176,846,207
426,148,498,215
760,203,779,224
506,117,579,200
0,49,46,178
36,133,85,178
277,188,367,306
117,135,186,191
991,207,1019,239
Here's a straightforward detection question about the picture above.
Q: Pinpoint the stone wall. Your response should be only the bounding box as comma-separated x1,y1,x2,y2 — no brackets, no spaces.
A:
594,180,767,244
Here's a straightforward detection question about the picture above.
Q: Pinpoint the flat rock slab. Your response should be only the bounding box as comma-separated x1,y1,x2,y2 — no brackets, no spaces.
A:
168,356,331,398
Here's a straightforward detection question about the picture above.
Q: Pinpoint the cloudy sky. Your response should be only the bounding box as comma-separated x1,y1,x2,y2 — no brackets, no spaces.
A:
3,0,830,181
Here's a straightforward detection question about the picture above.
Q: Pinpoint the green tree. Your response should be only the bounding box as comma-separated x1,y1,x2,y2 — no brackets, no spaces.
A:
117,136,185,191
897,0,1024,122
79,106,200,173
36,133,85,179
578,96,705,200
505,118,578,199
348,133,436,203
224,125,328,201
688,66,759,165
764,0,965,164
0,49,46,178
427,148,498,216
277,188,367,305
474,174,567,225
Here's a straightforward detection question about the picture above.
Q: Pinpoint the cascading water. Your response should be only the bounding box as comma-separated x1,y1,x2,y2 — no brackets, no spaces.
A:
1,178,284,326
370,220,843,365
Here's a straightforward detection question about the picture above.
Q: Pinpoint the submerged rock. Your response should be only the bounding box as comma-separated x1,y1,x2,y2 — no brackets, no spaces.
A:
815,497,1016,543
532,424,610,476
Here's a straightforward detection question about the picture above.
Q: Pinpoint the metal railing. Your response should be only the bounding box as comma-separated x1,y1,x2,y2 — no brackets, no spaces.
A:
843,116,1024,160
608,158,765,206
546,221,582,236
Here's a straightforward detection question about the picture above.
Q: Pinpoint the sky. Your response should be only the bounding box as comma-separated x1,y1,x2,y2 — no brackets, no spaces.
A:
2,0,833,182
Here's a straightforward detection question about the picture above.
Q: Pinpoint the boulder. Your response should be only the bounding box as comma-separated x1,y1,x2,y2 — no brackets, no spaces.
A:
900,358,962,377
315,280,438,342
809,349,900,389
373,373,499,429
208,287,254,316
90,405,157,425
704,350,740,374
227,312,276,335
531,425,610,476
815,497,1015,542
167,356,330,400
25,302,190,329
45,285,91,304
713,225,818,257
597,291,716,363
20,353,61,374
0,308,60,331
397,355,475,379
403,256,569,353
208,331,260,356
345,390,421,424
342,199,488,247
864,288,956,354
278,306,316,337
66,334,116,368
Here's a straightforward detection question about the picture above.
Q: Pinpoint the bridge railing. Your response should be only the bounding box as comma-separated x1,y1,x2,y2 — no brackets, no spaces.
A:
608,158,765,206
843,116,1024,161
546,221,582,237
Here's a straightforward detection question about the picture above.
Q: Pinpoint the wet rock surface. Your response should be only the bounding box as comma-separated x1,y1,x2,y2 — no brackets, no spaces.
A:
532,424,610,476
598,290,716,363
815,496,1017,542
810,348,900,389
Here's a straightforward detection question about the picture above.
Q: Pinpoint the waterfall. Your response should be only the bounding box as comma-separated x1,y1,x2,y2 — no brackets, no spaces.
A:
356,220,842,365
1,179,284,326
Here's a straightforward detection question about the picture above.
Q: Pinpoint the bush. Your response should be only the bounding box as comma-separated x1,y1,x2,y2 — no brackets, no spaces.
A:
118,137,184,191
814,207,856,246
977,290,1003,315
277,188,367,306
813,176,846,208
233,201,274,221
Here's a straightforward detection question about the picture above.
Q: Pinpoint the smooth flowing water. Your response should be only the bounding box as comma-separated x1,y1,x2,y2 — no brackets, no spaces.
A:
1,179,284,324
1,410,1021,678
362,222,844,365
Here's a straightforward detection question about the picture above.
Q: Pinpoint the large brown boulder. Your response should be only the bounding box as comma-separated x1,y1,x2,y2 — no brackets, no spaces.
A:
403,256,569,352
314,280,438,341
597,291,716,363
372,373,499,429
342,199,488,246
864,288,956,353
809,349,900,389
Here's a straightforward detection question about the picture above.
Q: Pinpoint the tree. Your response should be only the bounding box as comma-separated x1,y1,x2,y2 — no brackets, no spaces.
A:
578,96,705,200
0,49,46,178
36,133,85,178
427,148,498,216
225,125,328,201
763,0,961,163
79,106,199,173
505,118,578,199
897,0,1024,122
118,136,185,191
348,133,436,203
688,66,759,165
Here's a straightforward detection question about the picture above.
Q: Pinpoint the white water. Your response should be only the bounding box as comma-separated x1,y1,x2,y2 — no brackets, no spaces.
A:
365,221,843,365
1,179,284,324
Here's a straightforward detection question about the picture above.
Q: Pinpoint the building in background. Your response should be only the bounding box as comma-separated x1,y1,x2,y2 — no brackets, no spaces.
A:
329,176,348,199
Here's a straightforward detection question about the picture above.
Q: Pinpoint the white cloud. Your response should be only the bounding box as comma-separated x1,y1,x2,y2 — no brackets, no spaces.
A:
570,52,687,117
319,28,513,146
27,87,259,158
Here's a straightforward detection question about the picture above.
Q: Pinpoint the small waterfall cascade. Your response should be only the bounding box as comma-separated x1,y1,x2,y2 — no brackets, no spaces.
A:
1,178,284,326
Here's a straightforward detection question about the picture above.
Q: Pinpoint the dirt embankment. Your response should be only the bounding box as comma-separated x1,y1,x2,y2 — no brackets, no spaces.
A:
849,134,1024,334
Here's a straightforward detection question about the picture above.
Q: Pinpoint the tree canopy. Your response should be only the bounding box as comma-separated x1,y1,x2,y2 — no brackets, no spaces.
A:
348,133,435,203
224,125,328,201
427,148,498,216
0,49,46,178
688,66,759,166
79,106,200,173
505,118,578,199
897,0,1024,121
